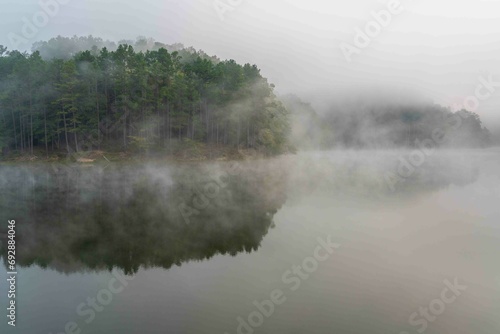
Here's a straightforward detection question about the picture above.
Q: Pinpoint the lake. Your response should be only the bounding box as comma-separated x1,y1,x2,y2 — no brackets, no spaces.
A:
1,149,500,334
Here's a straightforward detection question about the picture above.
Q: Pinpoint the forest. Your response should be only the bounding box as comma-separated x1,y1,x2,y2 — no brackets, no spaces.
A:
0,36,291,158
0,36,493,160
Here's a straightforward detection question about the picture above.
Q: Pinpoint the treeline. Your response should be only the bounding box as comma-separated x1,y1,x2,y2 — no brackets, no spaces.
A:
283,94,492,149
0,36,291,157
31,35,199,60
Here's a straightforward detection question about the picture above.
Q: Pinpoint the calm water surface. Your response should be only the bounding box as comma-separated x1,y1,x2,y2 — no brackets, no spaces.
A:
1,149,500,334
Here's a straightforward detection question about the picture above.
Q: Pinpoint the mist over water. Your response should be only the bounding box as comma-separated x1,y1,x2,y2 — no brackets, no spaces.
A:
1,2,500,332
1,149,499,333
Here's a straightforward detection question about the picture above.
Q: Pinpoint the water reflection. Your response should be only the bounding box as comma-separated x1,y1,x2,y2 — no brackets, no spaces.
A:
0,161,288,274
0,151,480,275
288,151,479,200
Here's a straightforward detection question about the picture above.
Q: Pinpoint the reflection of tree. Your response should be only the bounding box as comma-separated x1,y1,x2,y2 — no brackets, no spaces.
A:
391,154,479,197
0,163,288,275
287,153,479,200
0,154,481,274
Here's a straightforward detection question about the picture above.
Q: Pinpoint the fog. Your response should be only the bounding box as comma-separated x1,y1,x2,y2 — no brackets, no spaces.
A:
2,0,499,138
2,151,500,333
2,2,500,333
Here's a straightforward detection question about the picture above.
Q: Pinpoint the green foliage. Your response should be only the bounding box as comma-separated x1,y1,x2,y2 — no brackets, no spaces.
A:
0,39,292,156
128,136,151,153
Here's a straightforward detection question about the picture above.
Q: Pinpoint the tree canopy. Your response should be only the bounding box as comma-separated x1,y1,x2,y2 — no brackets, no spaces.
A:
0,38,292,157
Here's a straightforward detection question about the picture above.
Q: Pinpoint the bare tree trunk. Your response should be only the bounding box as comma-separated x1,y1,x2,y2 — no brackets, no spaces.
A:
205,99,209,143
10,108,18,151
96,77,100,150
19,112,24,153
62,111,70,153
237,120,241,148
104,75,109,141
29,76,33,155
192,114,195,140
73,111,78,153
247,120,250,148
157,86,161,138
44,108,48,158
30,112,33,155
123,113,127,148
30,101,33,155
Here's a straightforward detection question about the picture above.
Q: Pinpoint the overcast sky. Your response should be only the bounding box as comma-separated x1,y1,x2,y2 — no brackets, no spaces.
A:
2,0,500,131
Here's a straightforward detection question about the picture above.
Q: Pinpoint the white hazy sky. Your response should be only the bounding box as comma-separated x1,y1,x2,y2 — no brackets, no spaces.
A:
2,0,500,131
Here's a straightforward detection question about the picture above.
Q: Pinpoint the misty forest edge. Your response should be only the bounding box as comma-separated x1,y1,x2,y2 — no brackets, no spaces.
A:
0,36,493,162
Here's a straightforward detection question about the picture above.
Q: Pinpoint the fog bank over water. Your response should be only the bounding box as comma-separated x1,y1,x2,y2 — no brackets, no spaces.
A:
0,150,491,274
1,1,500,333
2,150,500,333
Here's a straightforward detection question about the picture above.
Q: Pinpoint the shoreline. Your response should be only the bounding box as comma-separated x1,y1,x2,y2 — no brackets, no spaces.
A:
0,147,280,165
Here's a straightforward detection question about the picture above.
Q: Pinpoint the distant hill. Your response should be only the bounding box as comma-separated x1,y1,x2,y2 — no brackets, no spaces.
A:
283,94,492,149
